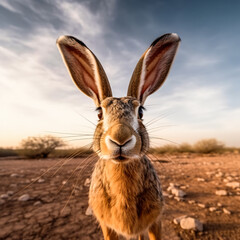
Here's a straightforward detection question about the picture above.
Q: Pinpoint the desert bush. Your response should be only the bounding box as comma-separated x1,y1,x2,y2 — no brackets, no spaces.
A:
178,143,193,153
51,147,93,158
151,144,179,154
20,135,65,158
193,138,225,154
0,148,19,157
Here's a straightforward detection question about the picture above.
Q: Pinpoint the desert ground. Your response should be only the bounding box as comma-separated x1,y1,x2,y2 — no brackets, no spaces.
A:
0,154,240,240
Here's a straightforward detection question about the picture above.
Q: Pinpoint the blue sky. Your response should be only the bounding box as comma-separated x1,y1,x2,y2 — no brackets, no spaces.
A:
0,0,240,147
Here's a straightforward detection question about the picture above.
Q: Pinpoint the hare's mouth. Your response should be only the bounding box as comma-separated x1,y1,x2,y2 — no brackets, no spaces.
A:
114,156,127,161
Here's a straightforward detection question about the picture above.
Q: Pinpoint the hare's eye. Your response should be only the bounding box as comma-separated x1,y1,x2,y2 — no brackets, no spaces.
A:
138,106,144,120
97,107,103,120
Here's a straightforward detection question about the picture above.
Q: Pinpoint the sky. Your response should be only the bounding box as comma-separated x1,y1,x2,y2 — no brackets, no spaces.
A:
0,0,240,148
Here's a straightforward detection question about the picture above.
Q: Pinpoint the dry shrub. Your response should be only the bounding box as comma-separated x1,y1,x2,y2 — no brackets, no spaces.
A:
178,143,193,153
193,138,225,154
0,148,18,157
20,135,65,158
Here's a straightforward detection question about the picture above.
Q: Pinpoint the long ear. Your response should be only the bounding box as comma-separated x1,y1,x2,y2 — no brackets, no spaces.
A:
127,33,180,104
56,36,112,106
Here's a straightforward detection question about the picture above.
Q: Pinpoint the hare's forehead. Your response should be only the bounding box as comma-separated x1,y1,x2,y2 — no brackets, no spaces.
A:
101,97,140,114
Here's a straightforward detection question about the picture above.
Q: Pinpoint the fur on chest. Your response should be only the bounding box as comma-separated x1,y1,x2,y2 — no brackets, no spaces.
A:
89,158,163,236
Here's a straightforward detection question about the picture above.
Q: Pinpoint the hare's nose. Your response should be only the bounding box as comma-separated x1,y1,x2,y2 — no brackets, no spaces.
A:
106,124,134,148
108,136,133,147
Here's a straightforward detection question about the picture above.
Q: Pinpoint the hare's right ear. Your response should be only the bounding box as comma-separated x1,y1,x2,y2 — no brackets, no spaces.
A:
57,36,112,106
127,33,180,104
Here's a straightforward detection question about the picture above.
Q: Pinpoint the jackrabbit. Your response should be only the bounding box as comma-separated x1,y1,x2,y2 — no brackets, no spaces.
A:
57,33,180,240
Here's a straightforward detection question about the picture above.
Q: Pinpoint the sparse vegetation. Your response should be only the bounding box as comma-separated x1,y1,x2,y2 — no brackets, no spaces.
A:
0,138,239,159
151,138,233,155
0,148,18,157
19,135,65,158
193,138,225,154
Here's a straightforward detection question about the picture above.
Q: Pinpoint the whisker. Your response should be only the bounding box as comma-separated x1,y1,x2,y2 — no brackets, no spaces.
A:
61,154,98,214
52,143,93,177
75,112,96,127
56,152,96,195
149,137,179,145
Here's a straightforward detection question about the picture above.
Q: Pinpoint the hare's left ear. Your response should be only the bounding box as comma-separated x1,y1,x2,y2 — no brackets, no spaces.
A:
127,33,180,104
57,36,112,107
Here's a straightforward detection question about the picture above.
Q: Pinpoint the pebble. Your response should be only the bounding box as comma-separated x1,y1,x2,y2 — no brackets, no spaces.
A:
84,178,91,187
215,172,223,177
198,203,206,208
173,215,188,224
215,190,228,196
33,201,42,206
180,217,203,231
174,196,184,202
171,188,186,198
217,203,223,207
0,194,8,199
197,178,205,182
10,184,17,188
188,200,196,204
62,180,67,185
18,194,30,201
209,207,217,212
223,208,231,215
85,206,93,216
162,191,169,197
226,182,240,189
37,178,45,183
10,173,19,177
7,191,14,196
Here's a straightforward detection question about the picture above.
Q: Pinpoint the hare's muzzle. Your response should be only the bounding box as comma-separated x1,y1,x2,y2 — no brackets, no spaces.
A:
102,123,141,162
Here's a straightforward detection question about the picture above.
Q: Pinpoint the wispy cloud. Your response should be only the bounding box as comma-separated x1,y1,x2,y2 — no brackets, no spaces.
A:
0,0,239,147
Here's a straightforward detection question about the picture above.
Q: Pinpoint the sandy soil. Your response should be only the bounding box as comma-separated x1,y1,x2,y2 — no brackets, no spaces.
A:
0,154,240,240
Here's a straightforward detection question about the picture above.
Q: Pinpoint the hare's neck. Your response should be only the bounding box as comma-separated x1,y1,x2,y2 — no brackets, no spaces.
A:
103,158,145,197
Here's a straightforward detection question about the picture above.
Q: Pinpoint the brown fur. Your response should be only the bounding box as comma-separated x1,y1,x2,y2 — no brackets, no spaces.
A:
57,33,180,240
90,97,163,239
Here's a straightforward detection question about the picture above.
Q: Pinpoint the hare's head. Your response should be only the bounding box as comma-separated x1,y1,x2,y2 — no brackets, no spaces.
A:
57,34,180,163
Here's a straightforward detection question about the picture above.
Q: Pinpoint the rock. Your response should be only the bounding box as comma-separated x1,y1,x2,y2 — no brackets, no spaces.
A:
197,178,205,182
209,207,217,212
10,173,19,177
223,208,231,214
226,182,240,189
174,196,183,202
37,178,45,183
215,190,228,196
198,203,206,208
62,180,67,185
0,199,6,205
173,215,188,224
7,191,14,196
180,185,187,189
162,191,169,197
84,178,91,187
180,217,203,231
215,172,223,177
33,201,42,206
10,184,17,188
0,194,8,199
171,188,186,198
226,176,234,181
85,206,93,216
188,200,196,204
18,194,30,201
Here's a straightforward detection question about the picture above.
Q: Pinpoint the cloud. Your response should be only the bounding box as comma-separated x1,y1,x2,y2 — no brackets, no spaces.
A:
0,0,239,148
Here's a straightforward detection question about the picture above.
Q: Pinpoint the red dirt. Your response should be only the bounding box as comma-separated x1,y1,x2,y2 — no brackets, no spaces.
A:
0,154,240,240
